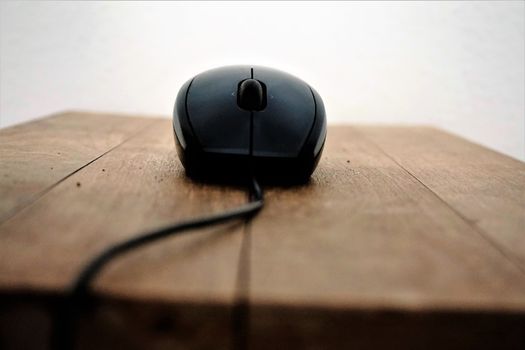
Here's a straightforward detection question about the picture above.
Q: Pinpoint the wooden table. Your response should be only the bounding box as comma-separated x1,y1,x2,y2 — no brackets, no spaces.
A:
1,111,524,349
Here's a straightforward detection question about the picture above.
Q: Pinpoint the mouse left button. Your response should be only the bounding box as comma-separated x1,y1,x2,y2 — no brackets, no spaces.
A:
186,66,252,155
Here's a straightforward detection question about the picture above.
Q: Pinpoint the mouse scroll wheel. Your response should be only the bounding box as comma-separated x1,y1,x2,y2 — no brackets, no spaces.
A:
237,79,266,111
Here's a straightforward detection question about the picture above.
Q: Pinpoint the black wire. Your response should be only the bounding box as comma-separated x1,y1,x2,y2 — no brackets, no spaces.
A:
52,177,264,349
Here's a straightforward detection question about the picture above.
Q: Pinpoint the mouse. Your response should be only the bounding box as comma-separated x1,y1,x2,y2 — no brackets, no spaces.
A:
173,65,326,183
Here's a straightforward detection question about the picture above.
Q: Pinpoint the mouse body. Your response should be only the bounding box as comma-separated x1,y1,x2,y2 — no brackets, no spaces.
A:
173,65,326,183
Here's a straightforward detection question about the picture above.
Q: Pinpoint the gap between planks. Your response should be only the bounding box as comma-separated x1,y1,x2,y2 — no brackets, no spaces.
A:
232,221,252,350
0,113,158,225
0,122,156,225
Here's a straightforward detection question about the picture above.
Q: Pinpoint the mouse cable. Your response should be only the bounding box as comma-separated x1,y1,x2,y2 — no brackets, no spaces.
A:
53,176,264,350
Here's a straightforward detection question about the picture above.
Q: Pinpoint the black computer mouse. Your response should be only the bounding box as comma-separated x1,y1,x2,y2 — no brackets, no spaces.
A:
173,65,326,183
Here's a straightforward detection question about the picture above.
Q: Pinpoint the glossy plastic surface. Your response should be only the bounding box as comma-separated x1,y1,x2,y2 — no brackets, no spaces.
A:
187,66,251,155
252,66,316,158
173,65,327,183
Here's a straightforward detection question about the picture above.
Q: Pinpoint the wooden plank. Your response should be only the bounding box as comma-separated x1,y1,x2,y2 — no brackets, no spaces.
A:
355,126,525,269
2,115,524,349
0,111,153,223
0,118,247,348
247,126,525,348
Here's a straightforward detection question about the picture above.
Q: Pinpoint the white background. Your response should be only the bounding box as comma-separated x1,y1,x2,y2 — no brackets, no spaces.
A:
1,1,524,160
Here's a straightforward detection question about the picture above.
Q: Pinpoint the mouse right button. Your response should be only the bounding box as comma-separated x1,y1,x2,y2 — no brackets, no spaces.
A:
252,67,315,158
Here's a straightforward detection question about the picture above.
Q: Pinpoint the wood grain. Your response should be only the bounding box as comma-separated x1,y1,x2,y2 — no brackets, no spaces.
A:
0,118,248,349
1,114,524,349
0,119,247,299
354,126,525,269
0,111,153,223
247,126,525,348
